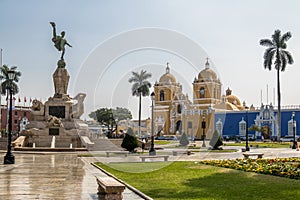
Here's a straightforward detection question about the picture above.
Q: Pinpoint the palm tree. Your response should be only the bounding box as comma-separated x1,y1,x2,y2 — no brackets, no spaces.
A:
128,70,152,138
0,65,21,136
259,30,294,140
0,64,22,96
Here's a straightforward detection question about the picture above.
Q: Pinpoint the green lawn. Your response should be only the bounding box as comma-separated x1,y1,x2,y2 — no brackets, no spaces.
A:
154,140,171,145
96,161,300,200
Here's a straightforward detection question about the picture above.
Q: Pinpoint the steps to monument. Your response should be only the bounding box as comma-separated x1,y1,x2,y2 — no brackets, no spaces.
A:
86,138,121,151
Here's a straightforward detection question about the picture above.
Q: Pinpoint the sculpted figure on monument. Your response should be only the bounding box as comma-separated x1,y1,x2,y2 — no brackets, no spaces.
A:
71,93,86,119
47,115,64,128
50,21,72,61
31,99,45,117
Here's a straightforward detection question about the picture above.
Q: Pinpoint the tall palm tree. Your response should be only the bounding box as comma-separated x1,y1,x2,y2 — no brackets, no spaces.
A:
128,70,152,138
259,30,294,140
0,64,22,96
0,65,21,135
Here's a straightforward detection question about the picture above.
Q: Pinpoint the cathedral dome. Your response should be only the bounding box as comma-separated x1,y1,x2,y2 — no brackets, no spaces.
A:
197,59,218,82
225,87,241,106
159,63,177,84
226,95,241,106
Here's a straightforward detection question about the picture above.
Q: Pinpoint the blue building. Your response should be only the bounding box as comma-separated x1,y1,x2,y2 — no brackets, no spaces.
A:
215,104,299,140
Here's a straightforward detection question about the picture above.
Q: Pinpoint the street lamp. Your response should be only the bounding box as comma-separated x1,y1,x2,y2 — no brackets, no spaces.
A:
115,117,118,137
202,115,206,147
292,112,296,149
4,69,16,164
245,106,250,151
149,92,156,155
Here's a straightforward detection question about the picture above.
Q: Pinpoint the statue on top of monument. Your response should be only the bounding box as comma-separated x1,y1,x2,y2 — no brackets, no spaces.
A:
50,22,72,61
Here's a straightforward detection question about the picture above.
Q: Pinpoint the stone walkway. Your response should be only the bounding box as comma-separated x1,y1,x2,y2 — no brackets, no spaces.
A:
0,147,299,200
0,152,143,200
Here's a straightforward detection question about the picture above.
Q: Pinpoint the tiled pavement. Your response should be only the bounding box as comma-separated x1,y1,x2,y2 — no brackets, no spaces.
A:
0,146,299,200
0,152,143,200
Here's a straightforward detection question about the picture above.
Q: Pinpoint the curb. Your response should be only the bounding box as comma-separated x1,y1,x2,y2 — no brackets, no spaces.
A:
91,163,153,200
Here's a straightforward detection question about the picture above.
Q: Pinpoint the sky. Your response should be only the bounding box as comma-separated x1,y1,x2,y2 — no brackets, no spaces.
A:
0,0,300,120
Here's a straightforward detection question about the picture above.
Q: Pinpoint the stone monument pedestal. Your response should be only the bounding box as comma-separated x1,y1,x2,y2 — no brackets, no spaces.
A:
23,61,87,148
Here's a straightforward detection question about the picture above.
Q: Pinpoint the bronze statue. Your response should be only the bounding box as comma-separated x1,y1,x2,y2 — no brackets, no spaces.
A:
50,22,72,60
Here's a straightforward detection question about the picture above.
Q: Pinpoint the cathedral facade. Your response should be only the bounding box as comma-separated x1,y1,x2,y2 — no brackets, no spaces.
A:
153,61,246,139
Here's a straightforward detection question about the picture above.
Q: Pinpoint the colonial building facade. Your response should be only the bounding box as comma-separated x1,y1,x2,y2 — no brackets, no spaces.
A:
152,62,299,140
0,105,31,134
153,61,246,139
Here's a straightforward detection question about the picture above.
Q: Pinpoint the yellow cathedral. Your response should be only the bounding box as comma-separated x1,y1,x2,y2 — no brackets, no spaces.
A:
153,60,247,139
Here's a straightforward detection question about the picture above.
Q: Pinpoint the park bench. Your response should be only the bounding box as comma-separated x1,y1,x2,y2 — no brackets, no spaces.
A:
106,151,128,157
172,150,192,156
297,142,300,151
139,155,169,162
96,176,125,200
188,143,196,147
243,152,264,159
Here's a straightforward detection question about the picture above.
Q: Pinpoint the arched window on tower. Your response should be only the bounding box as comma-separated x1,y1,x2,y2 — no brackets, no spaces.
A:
200,87,205,98
177,104,182,114
160,90,165,101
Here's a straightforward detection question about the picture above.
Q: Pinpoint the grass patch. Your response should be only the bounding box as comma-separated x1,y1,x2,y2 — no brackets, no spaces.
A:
96,162,170,173
154,140,171,145
96,161,300,200
225,142,290,148
78,153,99,157
203,149,238,153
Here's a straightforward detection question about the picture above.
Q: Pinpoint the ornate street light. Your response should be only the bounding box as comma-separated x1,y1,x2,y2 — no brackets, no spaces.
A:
4,69,16,164
201,115,206,147
292,112,296,149
149,92,156,155
201,105,213,148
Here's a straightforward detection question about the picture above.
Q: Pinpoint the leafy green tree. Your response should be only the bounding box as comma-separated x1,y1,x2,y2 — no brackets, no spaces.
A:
121,127,138,152
209,130,223,150
112,107,133,121
260,30,294,140
249,125,269,139
89,107,132,121
88,111,97,120
0,65,22,95
128,70,152,138
179,132,189,146
92,108,116,135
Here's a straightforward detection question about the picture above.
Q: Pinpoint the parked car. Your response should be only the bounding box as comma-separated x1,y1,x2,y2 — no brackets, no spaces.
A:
222,135,230,141
156,136,166,140
279,135,299,142
165,135,178,140
239,135,255,141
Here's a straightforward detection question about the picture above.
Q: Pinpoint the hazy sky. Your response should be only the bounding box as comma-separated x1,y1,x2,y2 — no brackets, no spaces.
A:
0,0,299,120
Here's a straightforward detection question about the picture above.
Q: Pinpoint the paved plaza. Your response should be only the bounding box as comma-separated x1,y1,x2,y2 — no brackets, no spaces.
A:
0,146,299,200
0,152,143,200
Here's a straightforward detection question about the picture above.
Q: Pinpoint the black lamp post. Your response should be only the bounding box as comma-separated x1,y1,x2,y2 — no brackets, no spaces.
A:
4,69,16,164
202,116,206,147
115,117,118,138
292,112,296,149
245,106,250,151
149,92,156,155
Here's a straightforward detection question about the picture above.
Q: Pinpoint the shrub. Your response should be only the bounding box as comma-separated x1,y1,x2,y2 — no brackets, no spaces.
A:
179,132,189,146
121,127,138,152
209,130,223,150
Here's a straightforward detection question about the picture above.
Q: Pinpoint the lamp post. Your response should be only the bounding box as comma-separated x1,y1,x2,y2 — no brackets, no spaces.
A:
149,92,156,155
115,117,118,138
292,112,296,149
202,115,206,147
245,106,250,151
4,69,16,164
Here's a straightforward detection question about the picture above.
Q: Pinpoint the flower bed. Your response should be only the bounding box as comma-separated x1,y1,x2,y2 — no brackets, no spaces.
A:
201,157,300,180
